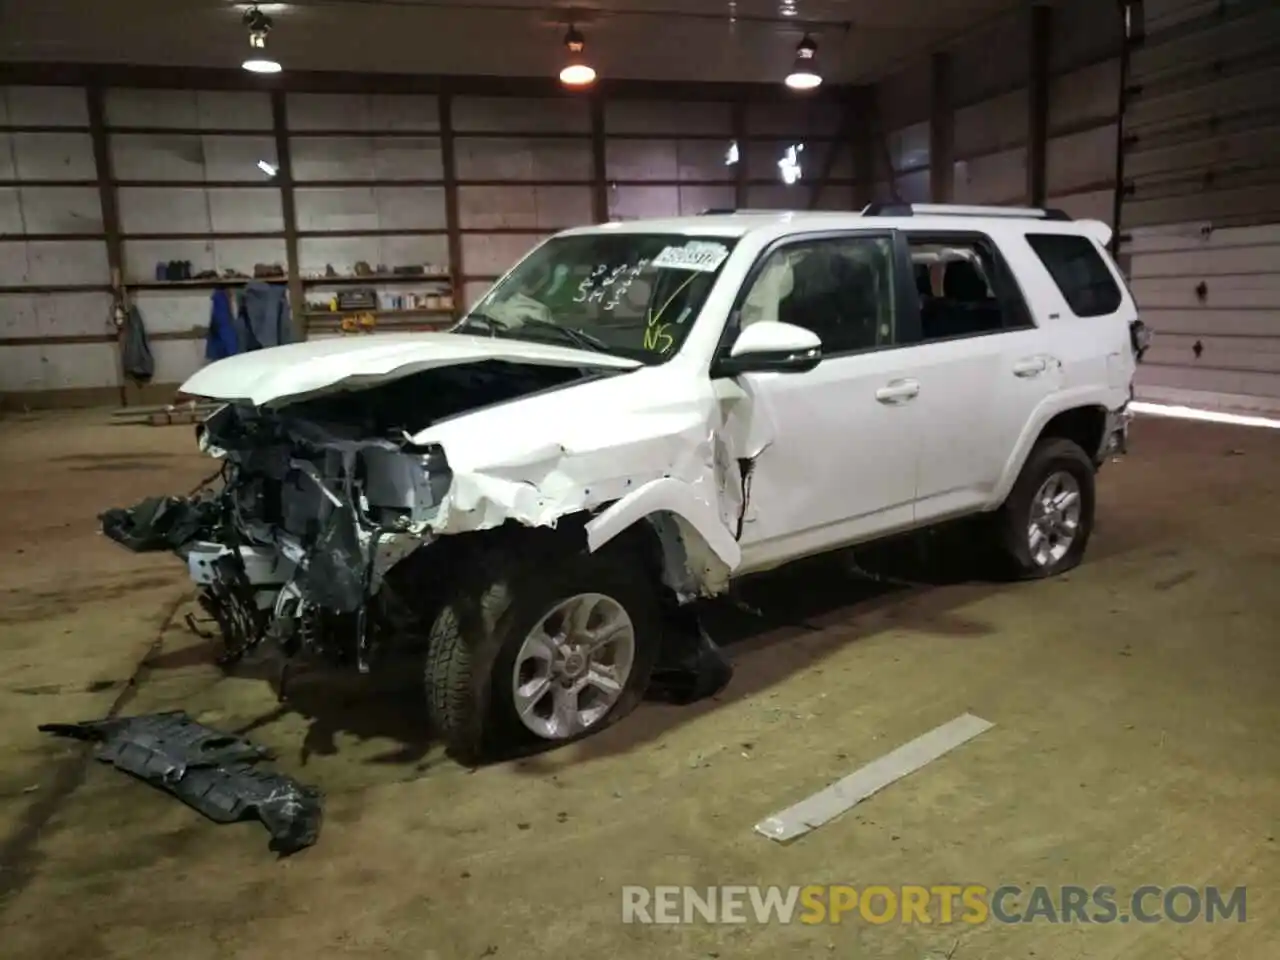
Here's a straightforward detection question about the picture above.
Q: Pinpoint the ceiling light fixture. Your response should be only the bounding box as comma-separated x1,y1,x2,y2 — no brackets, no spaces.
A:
785,34,822,91
242,7,282,74
559,25,597,88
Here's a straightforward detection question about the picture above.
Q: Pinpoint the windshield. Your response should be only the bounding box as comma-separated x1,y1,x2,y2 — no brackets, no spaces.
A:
456,232,739,364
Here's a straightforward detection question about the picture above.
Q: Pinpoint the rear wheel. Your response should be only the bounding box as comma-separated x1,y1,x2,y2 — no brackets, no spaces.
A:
424,539,660,762
996,437,1096,579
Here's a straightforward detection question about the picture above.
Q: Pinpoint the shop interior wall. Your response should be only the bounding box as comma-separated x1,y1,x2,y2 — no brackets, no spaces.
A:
0,75,856,408
870,0,1124,221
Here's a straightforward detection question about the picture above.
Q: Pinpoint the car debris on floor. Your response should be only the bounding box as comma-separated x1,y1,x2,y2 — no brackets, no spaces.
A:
39,710,322,854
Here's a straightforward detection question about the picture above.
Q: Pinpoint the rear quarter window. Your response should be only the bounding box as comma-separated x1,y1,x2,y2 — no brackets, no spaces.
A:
1026,233,1123,318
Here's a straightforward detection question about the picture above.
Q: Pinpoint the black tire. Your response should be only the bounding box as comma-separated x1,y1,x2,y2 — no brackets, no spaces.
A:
995,436,1096,580
424,538,661,763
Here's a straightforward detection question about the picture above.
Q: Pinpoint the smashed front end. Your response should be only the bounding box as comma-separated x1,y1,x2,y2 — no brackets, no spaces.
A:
183,401,455,670
179,400,450,672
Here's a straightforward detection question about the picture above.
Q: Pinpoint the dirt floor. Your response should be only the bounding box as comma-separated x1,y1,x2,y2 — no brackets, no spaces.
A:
0,408,1276,959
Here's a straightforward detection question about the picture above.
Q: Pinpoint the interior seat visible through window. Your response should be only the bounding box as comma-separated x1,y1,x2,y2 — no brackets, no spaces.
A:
732,235,897,357
919,256,1004,340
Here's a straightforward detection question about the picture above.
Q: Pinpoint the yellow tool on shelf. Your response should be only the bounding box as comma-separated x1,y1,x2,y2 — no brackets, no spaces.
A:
338,311,378,334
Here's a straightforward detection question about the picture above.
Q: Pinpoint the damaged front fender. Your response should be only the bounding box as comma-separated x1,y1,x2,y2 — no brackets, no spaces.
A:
584,478,741,597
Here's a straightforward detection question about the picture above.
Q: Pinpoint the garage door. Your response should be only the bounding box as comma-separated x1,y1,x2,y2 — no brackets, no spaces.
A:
1117,0,1280,413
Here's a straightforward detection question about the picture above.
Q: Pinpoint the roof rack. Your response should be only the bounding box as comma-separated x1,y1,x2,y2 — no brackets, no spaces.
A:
861,202,1072,221
697,208,803,215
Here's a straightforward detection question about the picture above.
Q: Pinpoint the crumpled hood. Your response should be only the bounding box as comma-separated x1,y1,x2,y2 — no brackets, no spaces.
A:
180,332,642,406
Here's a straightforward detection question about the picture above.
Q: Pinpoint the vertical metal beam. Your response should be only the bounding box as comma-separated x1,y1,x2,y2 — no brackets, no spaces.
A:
850,86,875,206
808,95,856,210
1027,4,1052,207
731,98,748,208
929,52,954,203
86,83,127,406
270,90,303,340
439,89,464,318
589,92,608,222
1111,0,1144,252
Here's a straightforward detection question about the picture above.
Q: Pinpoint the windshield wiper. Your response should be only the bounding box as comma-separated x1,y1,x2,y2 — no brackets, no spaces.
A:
514,318,610,354
455,313,510,337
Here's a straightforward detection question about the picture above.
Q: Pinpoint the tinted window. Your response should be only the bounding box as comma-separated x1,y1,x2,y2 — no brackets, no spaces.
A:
907,236,1028,341
1027,233,1123,317
737,236,899,355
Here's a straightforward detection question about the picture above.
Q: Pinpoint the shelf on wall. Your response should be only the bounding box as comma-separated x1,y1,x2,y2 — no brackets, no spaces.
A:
300,273,451,285
126,276,289,290
305,307,455,320
0,283,113,295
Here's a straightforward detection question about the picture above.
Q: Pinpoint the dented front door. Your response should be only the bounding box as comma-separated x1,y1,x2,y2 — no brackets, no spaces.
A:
718,348,920,577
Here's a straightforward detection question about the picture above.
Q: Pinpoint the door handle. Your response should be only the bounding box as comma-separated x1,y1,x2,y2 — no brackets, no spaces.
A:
1013,357,1049,378
875,379,920,404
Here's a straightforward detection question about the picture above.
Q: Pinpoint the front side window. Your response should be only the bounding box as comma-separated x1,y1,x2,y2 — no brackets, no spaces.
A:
1026,233,1123,318
458,232,738,364
736,235,899,355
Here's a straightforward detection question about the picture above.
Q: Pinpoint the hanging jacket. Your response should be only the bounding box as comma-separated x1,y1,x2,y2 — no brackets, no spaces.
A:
235,281,293,351
206,288,240,361
121,303,155,384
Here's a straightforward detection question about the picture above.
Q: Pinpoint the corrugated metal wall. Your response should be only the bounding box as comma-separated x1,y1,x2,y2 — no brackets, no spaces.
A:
1119,0,1280,412
0,86,115,401
872,0,1123,220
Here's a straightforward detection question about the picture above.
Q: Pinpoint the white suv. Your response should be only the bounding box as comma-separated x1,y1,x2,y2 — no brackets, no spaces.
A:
168,203,1142,759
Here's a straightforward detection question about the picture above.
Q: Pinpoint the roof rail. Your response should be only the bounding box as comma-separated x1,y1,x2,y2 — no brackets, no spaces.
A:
697,208,809,216
861,202,1072,221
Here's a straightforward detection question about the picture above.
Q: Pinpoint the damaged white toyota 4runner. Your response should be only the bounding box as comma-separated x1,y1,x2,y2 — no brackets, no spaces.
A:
139,204,1147,760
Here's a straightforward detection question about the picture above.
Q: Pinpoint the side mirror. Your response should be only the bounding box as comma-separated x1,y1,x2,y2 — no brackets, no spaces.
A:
714,321,823,376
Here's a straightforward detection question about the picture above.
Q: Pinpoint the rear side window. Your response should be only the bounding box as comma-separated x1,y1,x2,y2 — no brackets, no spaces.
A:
1026,233,1123,317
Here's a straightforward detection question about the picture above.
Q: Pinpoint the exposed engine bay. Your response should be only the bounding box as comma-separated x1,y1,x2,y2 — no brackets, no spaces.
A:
151,360,608,674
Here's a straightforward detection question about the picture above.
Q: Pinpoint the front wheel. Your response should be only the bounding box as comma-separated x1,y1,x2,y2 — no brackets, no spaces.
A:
424,541,661,762
995,437,1096,579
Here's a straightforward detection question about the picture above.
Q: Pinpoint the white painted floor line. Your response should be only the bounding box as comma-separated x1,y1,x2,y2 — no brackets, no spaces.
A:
754,713,995,843
1130,401,1280,430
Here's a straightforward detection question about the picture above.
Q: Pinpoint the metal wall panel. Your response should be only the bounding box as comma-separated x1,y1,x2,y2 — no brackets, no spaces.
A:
461,233,547,278
1118,1,1280,409
951,10,1031,106
953,149,1027,205
107,89,273,130
290,137,444,181
452,97,588,134
2,86,90,126
287,93,439,132
1047,125,1119,196
870,0,1121,209
1120,1,1280,230
606,101,732,136
1124,222,1280,411
1050,59,1121,131
1,85,117,399
298,234,449,274
1047,188,1115,222
9,132,97,180
875,63,932,132
456,138,591,181
954,90,1028,160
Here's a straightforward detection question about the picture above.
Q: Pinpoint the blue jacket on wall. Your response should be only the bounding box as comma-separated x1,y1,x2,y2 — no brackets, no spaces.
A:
236,281,293,351
206,288,239,361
